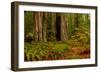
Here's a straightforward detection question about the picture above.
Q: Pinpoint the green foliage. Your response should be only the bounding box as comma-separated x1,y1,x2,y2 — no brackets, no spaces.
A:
67,13,75,39
46,13,56,41
25,32,34,42
24,11,33,33
53,43,69,53
68,29,90,50
24,42,70,61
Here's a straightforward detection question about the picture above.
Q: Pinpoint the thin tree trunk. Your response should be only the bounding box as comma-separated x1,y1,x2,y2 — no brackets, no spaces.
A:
43,12,47,42
38,12,43,42
74,14,78,28
72,14,75,33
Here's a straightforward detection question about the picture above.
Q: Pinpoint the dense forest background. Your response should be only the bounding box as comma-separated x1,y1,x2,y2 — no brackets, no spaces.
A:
24,11,90,61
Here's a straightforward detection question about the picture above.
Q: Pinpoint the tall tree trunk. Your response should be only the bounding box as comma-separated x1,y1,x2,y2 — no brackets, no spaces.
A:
51,13,56,41
34,12,39,42
34,12,43,42
72,14,75,33
74,14,78,28
56,14,61,41
43,12,47,42
60,14,67,41
38,12,43,42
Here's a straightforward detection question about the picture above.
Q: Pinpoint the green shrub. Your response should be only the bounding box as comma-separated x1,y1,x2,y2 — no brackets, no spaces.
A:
53,44,69,53
24,42,70,61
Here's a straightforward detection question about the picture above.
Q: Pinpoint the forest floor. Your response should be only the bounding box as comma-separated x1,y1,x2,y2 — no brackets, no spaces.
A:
24,40,90,61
